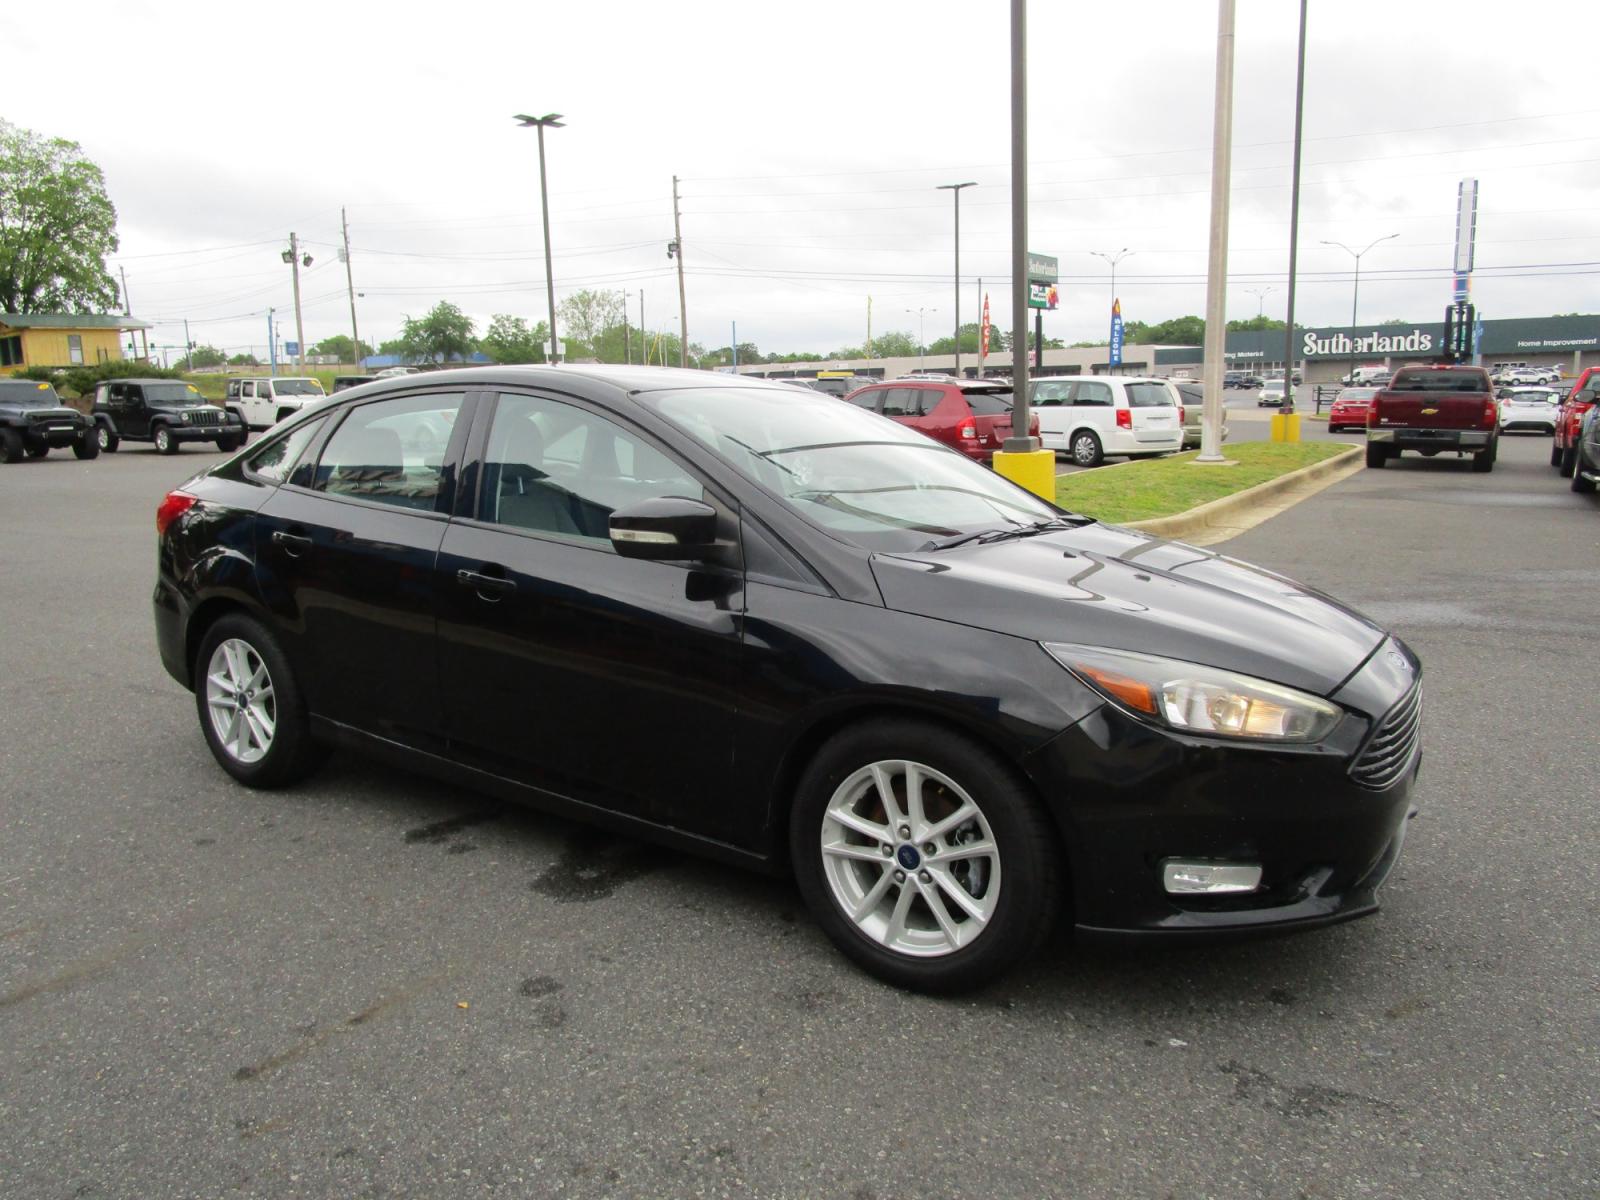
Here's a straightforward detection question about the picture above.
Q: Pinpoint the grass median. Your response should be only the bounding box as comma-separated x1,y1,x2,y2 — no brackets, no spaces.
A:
1054,441,1355,524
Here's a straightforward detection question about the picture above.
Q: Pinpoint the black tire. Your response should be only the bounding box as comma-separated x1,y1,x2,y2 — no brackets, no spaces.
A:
1070,430,1103,468
1551,440,1562,467
73,431,100,460
193,613,327,788
25,443,49,459
1558,444,1576,478
1471,442,1495,473
789,719,1063,993
0,428,22,464
276,408,295,425
1365,443,1389,469
1573,456,1597,494
225,408,248,441
97,423,119,452
216,433,242,453
152,423,178,455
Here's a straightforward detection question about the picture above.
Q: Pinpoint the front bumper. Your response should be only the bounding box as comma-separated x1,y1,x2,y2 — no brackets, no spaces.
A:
24,422,89,448
168,421,239,442
1021,647,1421,937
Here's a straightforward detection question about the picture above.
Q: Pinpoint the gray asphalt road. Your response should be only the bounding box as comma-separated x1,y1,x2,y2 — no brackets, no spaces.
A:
2,433,1597,1199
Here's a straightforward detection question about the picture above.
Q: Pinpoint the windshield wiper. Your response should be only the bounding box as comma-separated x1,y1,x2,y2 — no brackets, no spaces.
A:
920,514,1095,551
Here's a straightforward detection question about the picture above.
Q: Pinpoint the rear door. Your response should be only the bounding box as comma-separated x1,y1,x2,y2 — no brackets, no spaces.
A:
961,386,1018,452
1124,381,1182,445
1069,380,1115,442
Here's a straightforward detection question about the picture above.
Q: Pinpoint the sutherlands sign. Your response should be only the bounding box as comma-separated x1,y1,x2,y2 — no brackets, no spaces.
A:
1302,329,1434,358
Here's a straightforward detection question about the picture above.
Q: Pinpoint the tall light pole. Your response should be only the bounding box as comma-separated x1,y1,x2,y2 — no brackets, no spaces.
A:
281,233,312,370
514,112,564,363
1090,249,1134,372
1196,0,1237,464
1320,234,1398,384
937,181,977,378
905,308,936,369
1244,285,1276,318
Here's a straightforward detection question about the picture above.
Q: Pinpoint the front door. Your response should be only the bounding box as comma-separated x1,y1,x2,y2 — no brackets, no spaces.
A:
435,390,748,843
254,389,469,740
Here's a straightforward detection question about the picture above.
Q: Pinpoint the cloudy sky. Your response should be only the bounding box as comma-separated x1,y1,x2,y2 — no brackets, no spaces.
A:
8,0,1596,361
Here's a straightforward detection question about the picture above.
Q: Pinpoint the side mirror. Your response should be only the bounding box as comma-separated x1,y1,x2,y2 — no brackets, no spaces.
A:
609,496,720,561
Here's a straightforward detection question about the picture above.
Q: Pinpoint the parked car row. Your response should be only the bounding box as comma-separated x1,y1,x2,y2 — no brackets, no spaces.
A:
1554,367,1600,492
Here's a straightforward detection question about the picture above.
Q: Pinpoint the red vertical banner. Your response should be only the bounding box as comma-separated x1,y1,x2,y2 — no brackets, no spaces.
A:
980,294,991,361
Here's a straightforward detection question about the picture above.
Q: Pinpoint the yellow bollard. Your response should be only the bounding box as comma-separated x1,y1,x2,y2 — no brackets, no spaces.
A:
1270,412,1302,443
992,448,1057,501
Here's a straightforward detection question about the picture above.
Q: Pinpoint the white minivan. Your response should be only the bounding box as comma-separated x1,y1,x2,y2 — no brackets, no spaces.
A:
1030,376,1184,467
224,376,327,433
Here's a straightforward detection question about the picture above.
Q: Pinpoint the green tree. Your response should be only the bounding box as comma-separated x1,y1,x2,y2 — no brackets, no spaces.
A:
868,330,919,358
0,120,120,313
1226,316,1287,333
312,334,373,362
557,288,624,358
175,344,226,370
228,352,259,367
398,301,476,364
1142,315,1206,345
480,313,549,363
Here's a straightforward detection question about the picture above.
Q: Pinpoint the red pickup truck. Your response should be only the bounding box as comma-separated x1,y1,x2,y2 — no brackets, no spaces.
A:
1365,364,1499,473
1553,366,1600,477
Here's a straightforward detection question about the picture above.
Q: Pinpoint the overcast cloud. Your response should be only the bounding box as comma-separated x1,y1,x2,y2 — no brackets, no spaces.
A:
8,0,1597,360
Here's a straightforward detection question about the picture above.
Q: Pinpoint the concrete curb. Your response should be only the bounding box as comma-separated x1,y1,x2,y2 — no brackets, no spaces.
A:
1122,445,1364,545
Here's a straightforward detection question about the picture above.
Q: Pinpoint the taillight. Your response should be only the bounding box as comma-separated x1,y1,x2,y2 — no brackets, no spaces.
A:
1483,400,1497,428
156,490,197,536
958,420,977,440
1177,405,1185,426
1116,408,1132,430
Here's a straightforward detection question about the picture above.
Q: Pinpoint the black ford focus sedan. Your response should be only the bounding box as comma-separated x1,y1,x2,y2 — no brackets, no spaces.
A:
154,366,1420,991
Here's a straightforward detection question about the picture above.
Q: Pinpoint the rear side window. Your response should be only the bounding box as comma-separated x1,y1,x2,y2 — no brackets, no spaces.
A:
245,416,326,485
848,389,883,411
1073,382,1113,407
313,392,463,510
963,388,1014,415
880,388,921,417
1126,382,1175,408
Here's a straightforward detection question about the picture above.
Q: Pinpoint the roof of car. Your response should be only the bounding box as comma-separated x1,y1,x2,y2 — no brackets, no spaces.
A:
335,364,795,396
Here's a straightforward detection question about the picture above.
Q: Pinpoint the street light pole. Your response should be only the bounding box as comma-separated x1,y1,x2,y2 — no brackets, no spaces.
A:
1090,249,1134,372
1321,234,1398,384
937,181,977,378
283,232,311,371
1196,0,1237,463
905,308,936,369
1244,285,1276,318
514,112,565,363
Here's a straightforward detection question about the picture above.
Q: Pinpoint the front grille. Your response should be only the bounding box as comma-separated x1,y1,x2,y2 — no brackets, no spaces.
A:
1351,683,1422,790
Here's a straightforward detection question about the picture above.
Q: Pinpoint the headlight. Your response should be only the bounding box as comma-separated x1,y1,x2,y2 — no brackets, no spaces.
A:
1043,643,1342,743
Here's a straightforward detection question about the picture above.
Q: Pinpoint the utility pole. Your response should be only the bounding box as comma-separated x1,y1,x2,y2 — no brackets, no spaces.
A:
267,310,277,377
1282,0,1309,414
1196,0,1237,463
118,265,148,362
289,231,307,371
639,290,646,365
671,175,688,367
342,207,362,369
938,181,977,378
866,296,872,364
623,290,631,364
732,321,738,372
183,318,193,370
1004,0,1037,457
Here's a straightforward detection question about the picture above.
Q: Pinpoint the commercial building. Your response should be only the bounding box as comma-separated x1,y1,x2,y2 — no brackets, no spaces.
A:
735,313,1598,386
0,314,151,375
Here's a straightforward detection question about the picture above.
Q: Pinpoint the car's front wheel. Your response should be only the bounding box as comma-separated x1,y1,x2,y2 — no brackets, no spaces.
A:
97,423,119,452
195,614,326,788
73,431,99,460
0,428,22,464
25,443,49,459
1573,456,1597,494
1070,430,1103,468
153,424,178,455
1558,444,1577,478
790,720,1062,993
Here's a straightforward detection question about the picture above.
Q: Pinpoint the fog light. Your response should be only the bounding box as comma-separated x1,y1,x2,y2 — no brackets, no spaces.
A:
1161,860,1263,895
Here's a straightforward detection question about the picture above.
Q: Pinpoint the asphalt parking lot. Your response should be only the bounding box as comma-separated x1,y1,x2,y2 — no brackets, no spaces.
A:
2,434,1597,1199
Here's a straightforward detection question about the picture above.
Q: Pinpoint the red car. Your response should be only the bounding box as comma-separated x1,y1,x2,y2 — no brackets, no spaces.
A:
844,378,1040,463
1554,367,1600,476
1326,386,1378,433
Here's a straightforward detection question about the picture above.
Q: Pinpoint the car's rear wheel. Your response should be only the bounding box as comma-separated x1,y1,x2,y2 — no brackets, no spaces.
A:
153,424,178,455
73,432,99,460
1573,457,1597,494
216,433,242,453
0,428,23,464
1472,441,1497,473
1558,444,1577,478
195,614,326,788
97,423,119,452
790,719,1062,993
1365,443,1389,468
1070,430,1103,468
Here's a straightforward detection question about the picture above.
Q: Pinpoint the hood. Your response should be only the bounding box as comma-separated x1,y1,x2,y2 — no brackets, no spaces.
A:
0,399,83,419
871,522,1385,696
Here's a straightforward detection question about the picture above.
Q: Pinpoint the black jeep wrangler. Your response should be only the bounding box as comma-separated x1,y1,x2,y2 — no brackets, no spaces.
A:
0,379,99,464
76,379,243,455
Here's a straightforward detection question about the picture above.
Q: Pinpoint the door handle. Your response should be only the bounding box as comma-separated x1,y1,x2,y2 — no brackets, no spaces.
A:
271,530,313,556
456,568,516,599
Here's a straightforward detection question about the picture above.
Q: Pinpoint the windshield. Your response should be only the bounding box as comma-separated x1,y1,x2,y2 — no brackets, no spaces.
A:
273,379,326,396
0,381,62,406
143,383,207,406
641,386,1058,552
1337,389,1377,401
1389,370,1488,393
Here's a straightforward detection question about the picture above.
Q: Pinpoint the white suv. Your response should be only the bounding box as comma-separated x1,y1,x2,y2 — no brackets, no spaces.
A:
1030,376,1184,467
224,376,328,433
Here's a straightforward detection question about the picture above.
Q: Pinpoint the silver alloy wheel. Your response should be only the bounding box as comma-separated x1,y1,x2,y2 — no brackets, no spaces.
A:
154,426,171,452
205,638,276,765
97,425,112,450
1072,433,1099,466
820,759,1001,958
